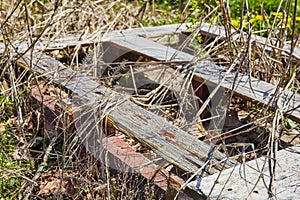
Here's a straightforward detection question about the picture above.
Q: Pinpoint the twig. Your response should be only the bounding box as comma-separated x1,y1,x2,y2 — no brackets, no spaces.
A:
23,136,57,200
174,159,210,200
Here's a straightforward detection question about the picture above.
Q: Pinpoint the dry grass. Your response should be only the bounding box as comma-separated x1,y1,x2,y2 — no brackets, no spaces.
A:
0,0,299,199
0,1,180,199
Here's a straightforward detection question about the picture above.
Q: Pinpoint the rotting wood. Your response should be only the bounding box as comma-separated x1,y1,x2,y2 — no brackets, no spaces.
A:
18,52,236,176
31,84,204,197
31,85,183,192
12,28,299,173
12,24,298,126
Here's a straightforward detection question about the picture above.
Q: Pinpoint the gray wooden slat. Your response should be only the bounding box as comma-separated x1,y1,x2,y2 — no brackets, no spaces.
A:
102,35,195,62
194,60,300,123
0,24,187,54
187,144,300,199
119,23,187,37
196,23,300,59
2,22,299,60
18,53,235,175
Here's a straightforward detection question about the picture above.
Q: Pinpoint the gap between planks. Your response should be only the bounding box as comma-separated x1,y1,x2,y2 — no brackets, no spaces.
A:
99,34,300,123
31,84,205,198
18,52,236,176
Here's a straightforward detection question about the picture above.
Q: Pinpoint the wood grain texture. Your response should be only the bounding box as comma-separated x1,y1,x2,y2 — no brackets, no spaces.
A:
101,32,300,123
187,144,300,199
18,53,235,175
30,84,179,191
102,35,195,62
196,23,300,59
0,24,187,54
194,60,300,123
2,22,299,60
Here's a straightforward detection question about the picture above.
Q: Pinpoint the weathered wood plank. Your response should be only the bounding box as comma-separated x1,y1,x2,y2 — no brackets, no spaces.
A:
196,22,300,59
194,60,300,123
187,144,300,199
0,24,187,54
30,85,184,191
119,23,187,37
102,35,195,62
107,99,236,172
2,22,299,60
18,53,235,175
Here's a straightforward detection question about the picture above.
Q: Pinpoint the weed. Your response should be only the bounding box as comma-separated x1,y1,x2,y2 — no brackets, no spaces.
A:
0,119,30,199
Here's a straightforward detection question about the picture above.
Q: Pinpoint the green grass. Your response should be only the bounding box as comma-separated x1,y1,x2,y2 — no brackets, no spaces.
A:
0,96,31,199
130,0,299,39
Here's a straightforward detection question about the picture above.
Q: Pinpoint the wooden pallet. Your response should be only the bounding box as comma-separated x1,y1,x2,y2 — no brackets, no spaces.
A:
19,52,234,172
7,22,300,198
